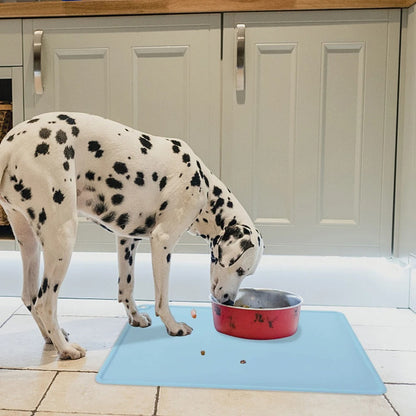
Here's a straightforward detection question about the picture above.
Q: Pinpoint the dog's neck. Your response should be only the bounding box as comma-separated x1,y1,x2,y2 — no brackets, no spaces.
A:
189,175,253,245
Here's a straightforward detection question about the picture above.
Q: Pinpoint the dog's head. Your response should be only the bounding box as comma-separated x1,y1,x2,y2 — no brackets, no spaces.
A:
210,224,263,304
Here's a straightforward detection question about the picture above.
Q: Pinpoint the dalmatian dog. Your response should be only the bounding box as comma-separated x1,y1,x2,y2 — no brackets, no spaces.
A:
0,112,263,360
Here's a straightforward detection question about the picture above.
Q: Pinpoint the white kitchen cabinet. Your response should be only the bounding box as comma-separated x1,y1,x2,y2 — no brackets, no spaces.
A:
22,15,221,252
222,10,400,256
0,19,24,250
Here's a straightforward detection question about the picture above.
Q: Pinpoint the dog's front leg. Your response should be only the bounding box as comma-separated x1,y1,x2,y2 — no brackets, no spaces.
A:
117,237,151,328
150,228,192,336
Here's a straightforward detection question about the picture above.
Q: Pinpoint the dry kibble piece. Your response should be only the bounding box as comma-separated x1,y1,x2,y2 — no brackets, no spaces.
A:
240,360,246,364
201,350,205,356
191,309,197,319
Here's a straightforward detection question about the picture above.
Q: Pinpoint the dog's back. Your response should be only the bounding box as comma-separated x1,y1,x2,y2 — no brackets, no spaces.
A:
0,112,208,238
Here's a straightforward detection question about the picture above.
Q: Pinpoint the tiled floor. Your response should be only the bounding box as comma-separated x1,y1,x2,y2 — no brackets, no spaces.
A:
0,297,415,416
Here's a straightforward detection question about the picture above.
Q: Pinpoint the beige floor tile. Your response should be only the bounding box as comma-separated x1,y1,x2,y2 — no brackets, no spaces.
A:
0,297,22,326
36,413,133,416
0,314,125,371
304,306,416,327
38,372,157,415
353,325,416,351
0,369,56,411
0,411,32,416
368,350,416,384
386,384,416,416
157,387,396,416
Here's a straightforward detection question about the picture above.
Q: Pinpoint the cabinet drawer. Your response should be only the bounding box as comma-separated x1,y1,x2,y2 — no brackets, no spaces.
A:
0,19,22,66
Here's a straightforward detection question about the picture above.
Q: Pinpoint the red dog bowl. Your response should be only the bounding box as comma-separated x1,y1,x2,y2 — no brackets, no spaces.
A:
211,288,303,340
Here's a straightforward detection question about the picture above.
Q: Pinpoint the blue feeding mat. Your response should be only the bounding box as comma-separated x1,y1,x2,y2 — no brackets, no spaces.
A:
97,305,385,394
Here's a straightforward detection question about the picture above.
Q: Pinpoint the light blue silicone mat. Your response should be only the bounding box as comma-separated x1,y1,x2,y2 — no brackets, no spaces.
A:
96,306,385,394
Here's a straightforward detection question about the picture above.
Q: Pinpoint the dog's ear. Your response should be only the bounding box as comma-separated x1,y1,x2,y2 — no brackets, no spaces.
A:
217,225,255,268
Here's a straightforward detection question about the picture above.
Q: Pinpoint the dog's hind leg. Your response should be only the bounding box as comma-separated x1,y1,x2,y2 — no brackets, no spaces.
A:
34,213,85,360
5,209,50,340
117,237,151,328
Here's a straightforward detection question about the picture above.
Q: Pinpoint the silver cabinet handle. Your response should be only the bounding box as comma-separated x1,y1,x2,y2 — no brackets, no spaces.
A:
33,30,44,95
236,24,245,92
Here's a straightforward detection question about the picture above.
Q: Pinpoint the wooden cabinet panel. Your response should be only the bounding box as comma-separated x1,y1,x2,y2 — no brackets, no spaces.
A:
222,10,400,255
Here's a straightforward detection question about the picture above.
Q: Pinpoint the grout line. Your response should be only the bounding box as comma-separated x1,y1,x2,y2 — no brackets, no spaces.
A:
0,303,24,329
384,393,400,416
31,370,59,415
153,386,161,416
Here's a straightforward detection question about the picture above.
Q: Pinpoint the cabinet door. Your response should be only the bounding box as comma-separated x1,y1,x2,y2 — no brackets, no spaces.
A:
23,15,221,252
222,10,400,256
23,15,221,172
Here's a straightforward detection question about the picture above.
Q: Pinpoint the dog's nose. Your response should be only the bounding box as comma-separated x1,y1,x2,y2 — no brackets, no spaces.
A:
222,298,235,306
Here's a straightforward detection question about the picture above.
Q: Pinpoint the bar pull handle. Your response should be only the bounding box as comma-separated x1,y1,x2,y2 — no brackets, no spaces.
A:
33,30,44,95
236,24,245,92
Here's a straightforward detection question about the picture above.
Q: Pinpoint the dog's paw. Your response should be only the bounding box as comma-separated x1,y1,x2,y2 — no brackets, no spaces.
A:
59,343,86,360
167,322,193,336
128,312,152,328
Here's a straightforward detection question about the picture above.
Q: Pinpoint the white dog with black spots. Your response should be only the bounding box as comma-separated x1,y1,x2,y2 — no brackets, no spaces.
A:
0,113,263,359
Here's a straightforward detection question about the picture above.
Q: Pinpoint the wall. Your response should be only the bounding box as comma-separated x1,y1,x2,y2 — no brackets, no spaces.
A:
396,6,416,310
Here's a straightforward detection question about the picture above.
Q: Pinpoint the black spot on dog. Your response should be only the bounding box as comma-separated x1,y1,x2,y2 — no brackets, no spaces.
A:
35,142,49,157
113,162,128,175
182,154,190,164
6,134,14,142
72,126,79,137
42,277,49,293
159,176,167,191
160,201,168,211
152,172,158,182
27,208,35,220
172,145,180,153
111,194,124,205
64,145,75,160
63,161,70,171
106,177,123,189
58,114,76,125
127,274,131,284
211,198,224,214
102,211,116,223
53,284,59,292
27,118,39,124
171,139,181,147
39,208,47,225
213,186,222,197
94,202,107,216
236,267,245,276
85,170,95,181
215,213,225,229
21,188,32,200
117,213,129,229
88,141,104,158
55,130,67,144
134,172,145,186
14,180,23,192
241,239,254,251
53,190,65,204
191,172,201,187
139,135,152,150
145,214,156,229
39,128,51,139
227,201,234,208
167,253,171,263
129,226,146,236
